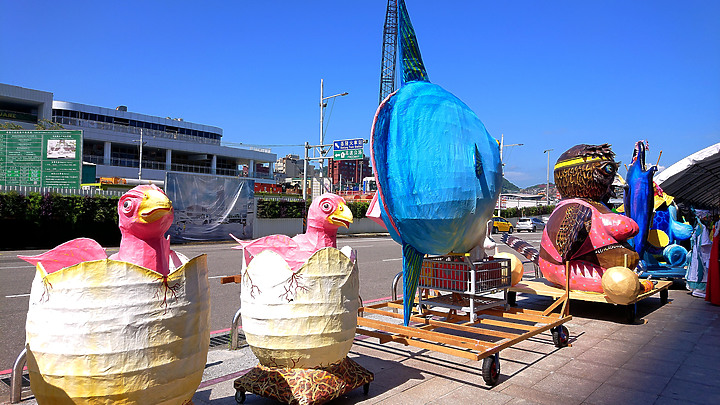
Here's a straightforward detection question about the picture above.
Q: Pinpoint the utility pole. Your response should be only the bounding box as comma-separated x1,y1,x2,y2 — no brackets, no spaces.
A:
544,149,554,206
319,79,348,193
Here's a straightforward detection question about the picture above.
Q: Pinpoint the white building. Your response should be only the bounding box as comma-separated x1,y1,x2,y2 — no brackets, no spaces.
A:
0,83,276,184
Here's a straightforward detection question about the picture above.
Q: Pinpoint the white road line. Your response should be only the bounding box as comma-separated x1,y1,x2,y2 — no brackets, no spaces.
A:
208,275,230,280
6,293,30,298
0,265,35,270
382,258,403,262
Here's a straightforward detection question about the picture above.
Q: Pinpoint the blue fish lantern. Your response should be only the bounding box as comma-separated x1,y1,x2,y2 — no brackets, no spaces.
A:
623,140,657,258
370,0,502,325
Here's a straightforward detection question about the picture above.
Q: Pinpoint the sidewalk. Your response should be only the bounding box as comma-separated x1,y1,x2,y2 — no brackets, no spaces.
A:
4,283,720,404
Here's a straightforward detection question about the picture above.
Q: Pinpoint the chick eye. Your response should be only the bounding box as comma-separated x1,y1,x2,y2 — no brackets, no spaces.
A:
122,199,133,212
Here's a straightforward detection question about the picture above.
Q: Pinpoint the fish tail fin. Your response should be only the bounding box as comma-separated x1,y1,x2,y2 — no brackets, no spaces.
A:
399,0,429,84
500,233,540,265
402,243,425,326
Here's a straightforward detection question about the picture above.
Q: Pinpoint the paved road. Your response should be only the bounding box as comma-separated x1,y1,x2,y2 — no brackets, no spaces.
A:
0,232,544,371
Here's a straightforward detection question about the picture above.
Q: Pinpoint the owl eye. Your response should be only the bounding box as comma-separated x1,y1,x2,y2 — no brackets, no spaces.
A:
601,163,616,175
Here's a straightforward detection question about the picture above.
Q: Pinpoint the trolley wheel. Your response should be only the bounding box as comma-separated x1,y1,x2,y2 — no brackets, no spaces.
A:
552,325,569,348
660,289,668,305
625,303,637,323
507,291,517,307
363,382,370,395
481,354,500,386
235,389,246,404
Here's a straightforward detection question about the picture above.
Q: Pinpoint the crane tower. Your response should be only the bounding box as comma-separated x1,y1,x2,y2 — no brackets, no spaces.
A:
378,0,398,104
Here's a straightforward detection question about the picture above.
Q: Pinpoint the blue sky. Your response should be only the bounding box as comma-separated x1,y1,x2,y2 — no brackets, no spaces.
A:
2,1,718,188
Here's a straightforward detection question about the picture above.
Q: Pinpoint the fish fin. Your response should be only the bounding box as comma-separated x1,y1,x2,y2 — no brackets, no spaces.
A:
474,144,484,180
399,0,429,84
402,243,425,326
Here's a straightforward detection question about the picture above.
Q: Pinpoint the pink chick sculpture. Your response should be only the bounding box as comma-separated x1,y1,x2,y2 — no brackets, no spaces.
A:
231,193,353,272
20,184,183,276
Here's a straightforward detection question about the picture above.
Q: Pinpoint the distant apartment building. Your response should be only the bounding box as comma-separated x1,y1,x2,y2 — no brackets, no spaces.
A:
328,157,372,190
0,83,276,184
274,153,316,181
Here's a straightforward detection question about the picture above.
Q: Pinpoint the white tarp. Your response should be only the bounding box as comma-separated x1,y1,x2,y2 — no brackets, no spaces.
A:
655,142,720,209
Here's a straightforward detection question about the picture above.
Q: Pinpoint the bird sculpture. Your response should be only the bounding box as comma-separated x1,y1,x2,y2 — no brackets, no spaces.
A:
623,140,657,259
538,144,640,295
370,0,502,325
17,184,209,404
231,193,353,272
20,184,185,275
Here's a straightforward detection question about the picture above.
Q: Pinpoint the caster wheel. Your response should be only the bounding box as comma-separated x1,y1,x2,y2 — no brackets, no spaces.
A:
625,303,637,323
235,389,246,404
552,325,569,348
660,289,668,305
508,291,517,307
481,354,500,386
363,382,370,395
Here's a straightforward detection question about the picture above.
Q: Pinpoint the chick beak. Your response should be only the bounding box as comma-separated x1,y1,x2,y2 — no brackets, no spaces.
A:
137,188,173,223
327,202,353,228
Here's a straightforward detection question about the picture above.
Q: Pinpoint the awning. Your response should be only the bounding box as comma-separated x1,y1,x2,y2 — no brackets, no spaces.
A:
655,142,720,209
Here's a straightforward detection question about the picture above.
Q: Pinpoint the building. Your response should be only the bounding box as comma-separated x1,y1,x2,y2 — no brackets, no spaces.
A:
274,154,313,180
0,83,276,185
328,157,372,191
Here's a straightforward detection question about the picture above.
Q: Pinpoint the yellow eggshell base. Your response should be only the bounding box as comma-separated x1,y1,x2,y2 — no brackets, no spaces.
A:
495,252,524,286
25,256,210,405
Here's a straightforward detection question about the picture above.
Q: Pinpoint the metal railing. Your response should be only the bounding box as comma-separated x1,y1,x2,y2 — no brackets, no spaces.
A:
0,185,124,197
54,117,221,145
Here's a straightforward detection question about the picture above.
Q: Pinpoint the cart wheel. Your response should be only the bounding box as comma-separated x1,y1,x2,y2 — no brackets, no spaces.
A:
507,291,517,307
625,303,637,323
235,389,246,404
481,354,500,386
552,325,569,348
660,289,668,305
363,382,370,395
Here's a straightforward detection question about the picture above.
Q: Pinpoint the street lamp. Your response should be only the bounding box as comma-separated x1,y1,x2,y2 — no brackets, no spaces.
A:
319,79,348,193
544,149,554,205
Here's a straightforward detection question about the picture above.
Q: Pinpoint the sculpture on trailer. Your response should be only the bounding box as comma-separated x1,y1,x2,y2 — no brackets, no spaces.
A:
19,184,210,405
223,193,373,404
623,140,657,259
368,0,502,326
538,144,647,304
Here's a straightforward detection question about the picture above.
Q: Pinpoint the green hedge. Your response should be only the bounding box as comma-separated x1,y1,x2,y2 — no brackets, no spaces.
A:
256,199,369,220
0,192,120,249
499,204,556,219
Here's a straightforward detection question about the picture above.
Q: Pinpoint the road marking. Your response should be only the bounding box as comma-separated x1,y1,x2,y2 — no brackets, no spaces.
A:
208,275,230,280
0,265,35,270
5,293,30,298
346,245,373,248
382,258,402,262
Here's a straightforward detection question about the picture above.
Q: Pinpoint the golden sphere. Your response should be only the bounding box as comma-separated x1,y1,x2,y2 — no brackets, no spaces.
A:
601,266,641,305
495,252,524,286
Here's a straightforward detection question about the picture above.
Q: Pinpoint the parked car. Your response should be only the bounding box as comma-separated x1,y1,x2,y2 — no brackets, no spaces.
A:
516,217,546,232
491,216,513,234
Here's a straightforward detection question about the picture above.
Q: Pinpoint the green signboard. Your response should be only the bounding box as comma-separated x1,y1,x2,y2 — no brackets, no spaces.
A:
333,149,364,161
0,130,82,188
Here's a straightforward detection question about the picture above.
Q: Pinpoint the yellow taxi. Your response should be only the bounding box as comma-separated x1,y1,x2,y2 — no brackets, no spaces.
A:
491,216,513,234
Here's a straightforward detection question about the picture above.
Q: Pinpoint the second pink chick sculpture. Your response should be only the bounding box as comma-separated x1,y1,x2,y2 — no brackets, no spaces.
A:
231,193,353,271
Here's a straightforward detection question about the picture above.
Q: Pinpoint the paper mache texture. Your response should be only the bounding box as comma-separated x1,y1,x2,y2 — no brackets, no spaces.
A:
24,255,210,405
240,247,359,369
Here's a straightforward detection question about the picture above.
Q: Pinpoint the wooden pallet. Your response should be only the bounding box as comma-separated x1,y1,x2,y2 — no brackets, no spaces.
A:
508,278,671,322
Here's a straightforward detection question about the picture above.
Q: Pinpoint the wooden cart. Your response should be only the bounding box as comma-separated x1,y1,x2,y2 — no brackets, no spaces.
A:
508,278,672,323
356,256,573,386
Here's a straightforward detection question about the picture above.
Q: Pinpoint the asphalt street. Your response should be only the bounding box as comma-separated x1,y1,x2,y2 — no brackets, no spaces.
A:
0,232,543,372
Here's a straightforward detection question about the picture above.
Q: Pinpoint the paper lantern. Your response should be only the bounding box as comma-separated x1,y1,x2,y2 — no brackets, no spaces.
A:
601,266,641,305
25,256,210,405
241,247,359,369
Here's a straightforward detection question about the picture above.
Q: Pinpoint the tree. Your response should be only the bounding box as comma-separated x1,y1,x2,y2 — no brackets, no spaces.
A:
35,119,65,130
0,121,22,129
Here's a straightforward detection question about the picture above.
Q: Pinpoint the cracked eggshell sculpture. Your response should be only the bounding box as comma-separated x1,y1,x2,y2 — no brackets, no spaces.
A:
240,246,359,369
19,185,210,404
